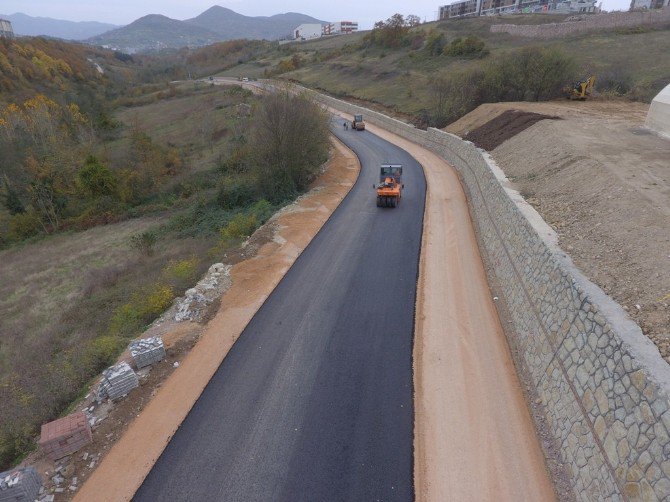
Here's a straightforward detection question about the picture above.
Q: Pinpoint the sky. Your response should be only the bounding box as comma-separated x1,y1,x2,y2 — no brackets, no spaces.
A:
1,0,632,28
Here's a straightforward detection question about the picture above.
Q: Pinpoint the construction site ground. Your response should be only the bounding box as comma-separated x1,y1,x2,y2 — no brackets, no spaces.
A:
447,100,670,363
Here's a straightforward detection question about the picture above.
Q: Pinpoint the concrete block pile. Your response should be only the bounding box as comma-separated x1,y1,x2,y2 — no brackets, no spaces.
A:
97,362,139,402
129,336,165,369
0,466,42,502
39,412,92,461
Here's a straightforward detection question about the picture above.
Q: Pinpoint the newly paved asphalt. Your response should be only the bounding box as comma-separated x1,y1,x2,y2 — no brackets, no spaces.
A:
135,119,426,502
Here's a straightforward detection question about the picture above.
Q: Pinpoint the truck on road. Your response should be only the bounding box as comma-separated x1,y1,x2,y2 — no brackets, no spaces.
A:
352,114,366,131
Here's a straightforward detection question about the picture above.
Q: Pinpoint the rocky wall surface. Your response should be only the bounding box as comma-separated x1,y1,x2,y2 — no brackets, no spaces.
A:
309,89,670,500
490,7,670,39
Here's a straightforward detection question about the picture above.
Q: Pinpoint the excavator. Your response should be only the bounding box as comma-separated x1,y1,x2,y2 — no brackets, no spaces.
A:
564,76,596,100
352,114,366,131
375,164,403,208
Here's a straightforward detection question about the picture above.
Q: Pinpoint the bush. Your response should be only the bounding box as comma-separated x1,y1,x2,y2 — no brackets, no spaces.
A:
428,46,576,127
108,284,175,336
8,210,42,241
220,213,258,242
217,177,257,209
163,258,199,288
130,230,157,256
444,36,489,58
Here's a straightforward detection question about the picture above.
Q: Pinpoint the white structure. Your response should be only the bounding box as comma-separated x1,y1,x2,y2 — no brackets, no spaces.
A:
323,21,359,35
646,83,670,139
293,23,322,40
0,18,14,38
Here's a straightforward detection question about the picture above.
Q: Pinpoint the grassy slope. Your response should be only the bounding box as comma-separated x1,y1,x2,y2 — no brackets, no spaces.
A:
219,16,670,120
0,83,260,468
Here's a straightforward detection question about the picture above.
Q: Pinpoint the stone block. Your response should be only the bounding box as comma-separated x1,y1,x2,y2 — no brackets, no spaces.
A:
39,412,92,461
0,466,42,502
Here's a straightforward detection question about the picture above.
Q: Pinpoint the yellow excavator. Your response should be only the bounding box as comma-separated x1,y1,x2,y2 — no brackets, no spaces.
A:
564,76,596,100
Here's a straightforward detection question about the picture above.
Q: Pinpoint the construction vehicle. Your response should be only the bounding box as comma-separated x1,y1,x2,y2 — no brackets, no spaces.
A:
374,164,403,208
564,76,596,100
352,114,366,131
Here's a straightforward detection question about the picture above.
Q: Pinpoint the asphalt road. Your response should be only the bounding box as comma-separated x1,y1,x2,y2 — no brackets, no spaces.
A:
135,119,426,502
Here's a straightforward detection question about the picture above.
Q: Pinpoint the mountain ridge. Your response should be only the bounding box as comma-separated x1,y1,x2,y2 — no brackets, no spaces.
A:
89,6,326,53
1,12,119,40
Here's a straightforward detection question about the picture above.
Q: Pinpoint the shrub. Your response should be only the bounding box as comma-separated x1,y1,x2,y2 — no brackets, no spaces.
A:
163,257,199,286
220,213,258,242
428,46,575,127
217,177,257,209
444,36,489,58
8,210,42,241
108,284,175,336
130,230,157,256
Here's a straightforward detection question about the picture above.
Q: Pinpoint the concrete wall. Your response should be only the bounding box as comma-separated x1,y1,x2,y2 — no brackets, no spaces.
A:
303,87,670,500
490,6,670,38
646,83,670,139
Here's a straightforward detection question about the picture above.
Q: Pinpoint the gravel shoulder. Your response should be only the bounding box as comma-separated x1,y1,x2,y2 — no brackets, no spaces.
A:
450,100,669,363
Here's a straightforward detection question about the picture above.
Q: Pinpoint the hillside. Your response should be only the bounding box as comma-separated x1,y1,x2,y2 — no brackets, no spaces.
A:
217,14,670,126
88,14,222,53
1,12,118,40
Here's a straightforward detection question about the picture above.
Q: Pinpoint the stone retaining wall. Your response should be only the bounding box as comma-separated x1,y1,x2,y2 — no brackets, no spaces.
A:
490,7,670,38
304,87,670,500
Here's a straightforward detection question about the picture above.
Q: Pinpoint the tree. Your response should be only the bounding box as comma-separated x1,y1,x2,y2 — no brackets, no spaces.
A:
251,91,329,202
1,176,25,215
77,156,118,198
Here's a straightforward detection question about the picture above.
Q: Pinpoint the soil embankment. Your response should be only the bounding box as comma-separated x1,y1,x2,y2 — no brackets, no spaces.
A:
454,101,670,363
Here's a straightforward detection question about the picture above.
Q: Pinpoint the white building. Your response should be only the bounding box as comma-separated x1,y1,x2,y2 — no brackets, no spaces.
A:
293,23,322,40
323,21,359,35
0,18,14,38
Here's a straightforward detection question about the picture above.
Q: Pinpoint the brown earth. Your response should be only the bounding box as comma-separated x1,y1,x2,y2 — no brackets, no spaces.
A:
68,137,359,502
463,110,558,151
450,100,670,363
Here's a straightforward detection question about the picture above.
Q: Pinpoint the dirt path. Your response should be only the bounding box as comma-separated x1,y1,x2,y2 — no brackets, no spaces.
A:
73,138,359,502
330,109,556,500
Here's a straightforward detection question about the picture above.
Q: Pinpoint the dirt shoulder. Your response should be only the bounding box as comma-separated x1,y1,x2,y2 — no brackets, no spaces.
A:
330,107,556,500
68,138,359,502
453,100,669,363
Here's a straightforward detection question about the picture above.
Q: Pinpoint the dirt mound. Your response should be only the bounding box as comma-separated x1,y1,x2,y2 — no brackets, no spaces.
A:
463,110,557,151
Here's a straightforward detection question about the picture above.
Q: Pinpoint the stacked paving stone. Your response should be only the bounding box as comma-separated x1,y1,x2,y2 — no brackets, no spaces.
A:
97,362,139,402
39,412,92,461
129,337,165,369
0,466,42,502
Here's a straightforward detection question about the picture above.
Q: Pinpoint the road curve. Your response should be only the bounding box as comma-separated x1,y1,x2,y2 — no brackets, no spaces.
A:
135,120,425,501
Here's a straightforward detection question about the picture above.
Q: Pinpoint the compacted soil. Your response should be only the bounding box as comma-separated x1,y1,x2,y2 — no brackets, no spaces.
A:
450,100,670,363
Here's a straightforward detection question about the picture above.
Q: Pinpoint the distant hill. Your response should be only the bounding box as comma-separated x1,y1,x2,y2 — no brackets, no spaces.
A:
2,12,118,40
186,6,325,40
88,14,222,53
88,5,326,53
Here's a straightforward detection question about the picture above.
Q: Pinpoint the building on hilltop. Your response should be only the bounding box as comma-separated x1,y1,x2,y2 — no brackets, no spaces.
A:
0,18,14,38
629,0,669,10
439,0,598,18
322,21,359,35
293,23,323,40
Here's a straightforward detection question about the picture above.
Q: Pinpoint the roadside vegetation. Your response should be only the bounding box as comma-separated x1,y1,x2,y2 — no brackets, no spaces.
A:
215,13,669,127
0,37,329,468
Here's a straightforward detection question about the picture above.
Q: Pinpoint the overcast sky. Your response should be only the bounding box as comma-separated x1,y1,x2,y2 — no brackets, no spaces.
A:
2,0,631,28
